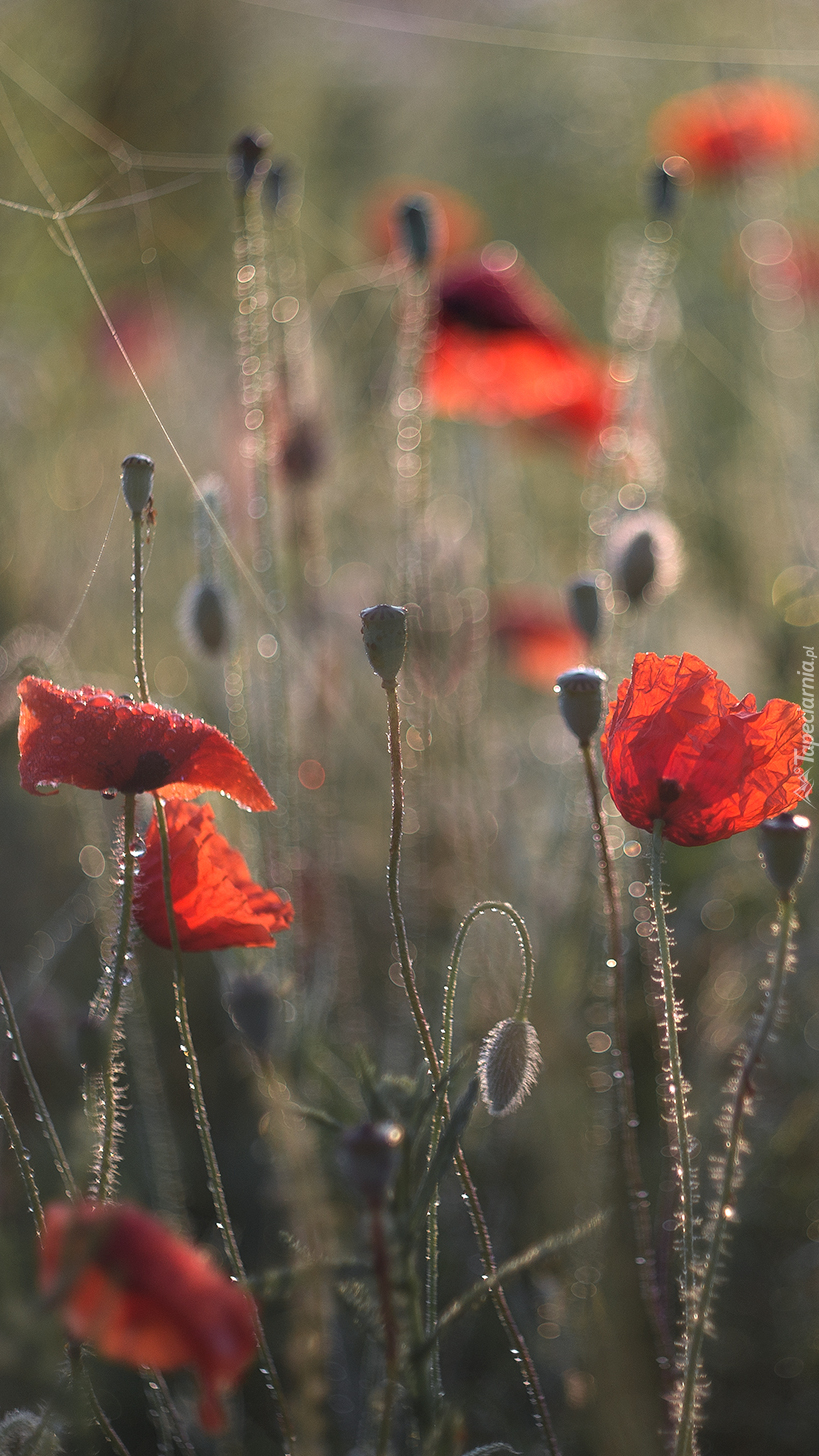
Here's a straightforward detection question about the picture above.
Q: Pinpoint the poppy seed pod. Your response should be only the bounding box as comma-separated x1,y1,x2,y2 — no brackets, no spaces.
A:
338,1121,404,1207
360,605,408,684
121,455,155,515
759,812,811,896
397,195,433,266
555,667,607,746
478,1018,542,1117
566,576,600,642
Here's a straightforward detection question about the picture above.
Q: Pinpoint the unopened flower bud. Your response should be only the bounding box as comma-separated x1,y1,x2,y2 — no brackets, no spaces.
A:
478,1018,541,1117
179,579,233,659
360,604,408,684
282,417,325,488
263,162,289,215
566,576,600,642
646,155,694,218
338,1120,404,1206
607,509,683,605
555,667,607,745
0,1409,59,1456
229,130,267,196
759,812,810,896
226,974,277,1053
397,195,433,266
121,455,154,515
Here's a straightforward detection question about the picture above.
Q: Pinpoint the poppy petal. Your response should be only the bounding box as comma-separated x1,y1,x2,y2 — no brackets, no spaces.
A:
650,80,819,177
601,652,808,845
18,677,274,811
134,801,293,952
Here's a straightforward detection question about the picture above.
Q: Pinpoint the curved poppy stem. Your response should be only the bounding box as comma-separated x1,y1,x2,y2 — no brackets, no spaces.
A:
651,821,696,1334
674,892,795,1456
151,793,295,1455
383,681,562,1456
0,969,77,1199
579,745,671,1367
0,1078,45,1239
131,512,150,705
371,1202,399,1456
96,791,137,1203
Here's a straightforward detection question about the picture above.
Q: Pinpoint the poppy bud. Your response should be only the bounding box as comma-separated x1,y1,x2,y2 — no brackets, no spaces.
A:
396,195,433,266
179,579,233,659
607,510,683,605
282,417,325,488
121,455,154,516
645,156,692,219
759,812,811,896
262,162,289,215
229,130,267,196
0,1409,59,1456
566,576,600,642
360,605,408,684
478,1018,541,1117
226,974,278,1053
338,1121,404,1206
555,667,607,746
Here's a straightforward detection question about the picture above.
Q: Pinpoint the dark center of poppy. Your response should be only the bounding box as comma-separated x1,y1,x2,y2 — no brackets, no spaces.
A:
658,776,682,806
119,750,172,794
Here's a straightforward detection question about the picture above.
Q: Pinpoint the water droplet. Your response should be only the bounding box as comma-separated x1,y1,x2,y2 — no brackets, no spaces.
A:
129,835,147,858
101,788,118,800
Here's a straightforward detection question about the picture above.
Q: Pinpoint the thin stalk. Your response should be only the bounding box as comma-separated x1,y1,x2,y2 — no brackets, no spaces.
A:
0,969,77,1198
0,1080,45,1238
580,744,670,1365
674,894,795,1456
71,1348,133,1456
152,793,295,1455
383,681,561,1455
372,1203,399,1456
651,821,695,1326
132,512,150,704
96,792,137,1202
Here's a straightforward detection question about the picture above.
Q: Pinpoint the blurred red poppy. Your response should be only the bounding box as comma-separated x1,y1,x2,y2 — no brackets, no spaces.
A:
361,177,485,263
424,251,610,443
40,1200,257,1432
601,652,808,845
92,293,173,391
650,80,819,177
18,677,274,811
493,596,588,690
134,801,293,951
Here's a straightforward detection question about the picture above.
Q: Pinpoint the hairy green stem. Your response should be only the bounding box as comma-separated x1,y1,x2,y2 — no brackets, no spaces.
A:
132,512,150,704
372,1203,399,1456
674,894,795,1456
383,681,561,1455
96,792,137,1202
580,745,671,1365
0,1079,44,1238
651,821,695,1330
152,793,295,1454
0,969,76,1199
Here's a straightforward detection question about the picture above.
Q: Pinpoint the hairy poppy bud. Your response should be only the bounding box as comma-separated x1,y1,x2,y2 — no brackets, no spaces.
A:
229,130,267,196
555,667,607,746
179,579,233,659
121,455,154,515
397,195,433,265
0,1410,59,1456
282,417,325,488
607,509,683,605
360,605,408,684
759,812,810,896
226,974,278,1053
566,576,600,642
338,1120,404,1206
478,1018,541,1117
645,156,692,218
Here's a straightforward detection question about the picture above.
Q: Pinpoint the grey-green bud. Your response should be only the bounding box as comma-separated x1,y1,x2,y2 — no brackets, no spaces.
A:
555,667,607,745
566,576,600,642
360,604,408,684
397,195,433,266
338,1120,404,1207
759,812,810,896
121,454,155,515
478,1018,541,1117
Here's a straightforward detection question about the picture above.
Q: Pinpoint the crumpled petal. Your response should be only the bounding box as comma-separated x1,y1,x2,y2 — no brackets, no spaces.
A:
18,677,273,811
40,1201,257,1433
600,652,809,845
134,801,293,951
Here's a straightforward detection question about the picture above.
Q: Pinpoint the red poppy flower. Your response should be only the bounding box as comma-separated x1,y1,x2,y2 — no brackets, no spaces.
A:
424,251,610,443
17,677,273,811
134,800,293,951
493,595,588,690
40,1200,257,1432
650,80,819,178
601,652,808,846
361,177,485,263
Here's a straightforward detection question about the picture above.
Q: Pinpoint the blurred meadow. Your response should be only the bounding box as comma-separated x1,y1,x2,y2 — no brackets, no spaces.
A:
2,1,819,1453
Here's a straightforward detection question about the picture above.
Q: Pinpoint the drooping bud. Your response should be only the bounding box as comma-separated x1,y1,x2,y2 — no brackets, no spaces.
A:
226,974,278,1054
396,195,434,266
338,1120,404,1207
121,455,154,515
555,667,607,746
360,605,408,684
228,130,267,196
759,812,811,896
478,1018,541,1117
565,576,600,642
179,579,234,659
281,417,325,488
646,155,694,218
607,508,683,605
